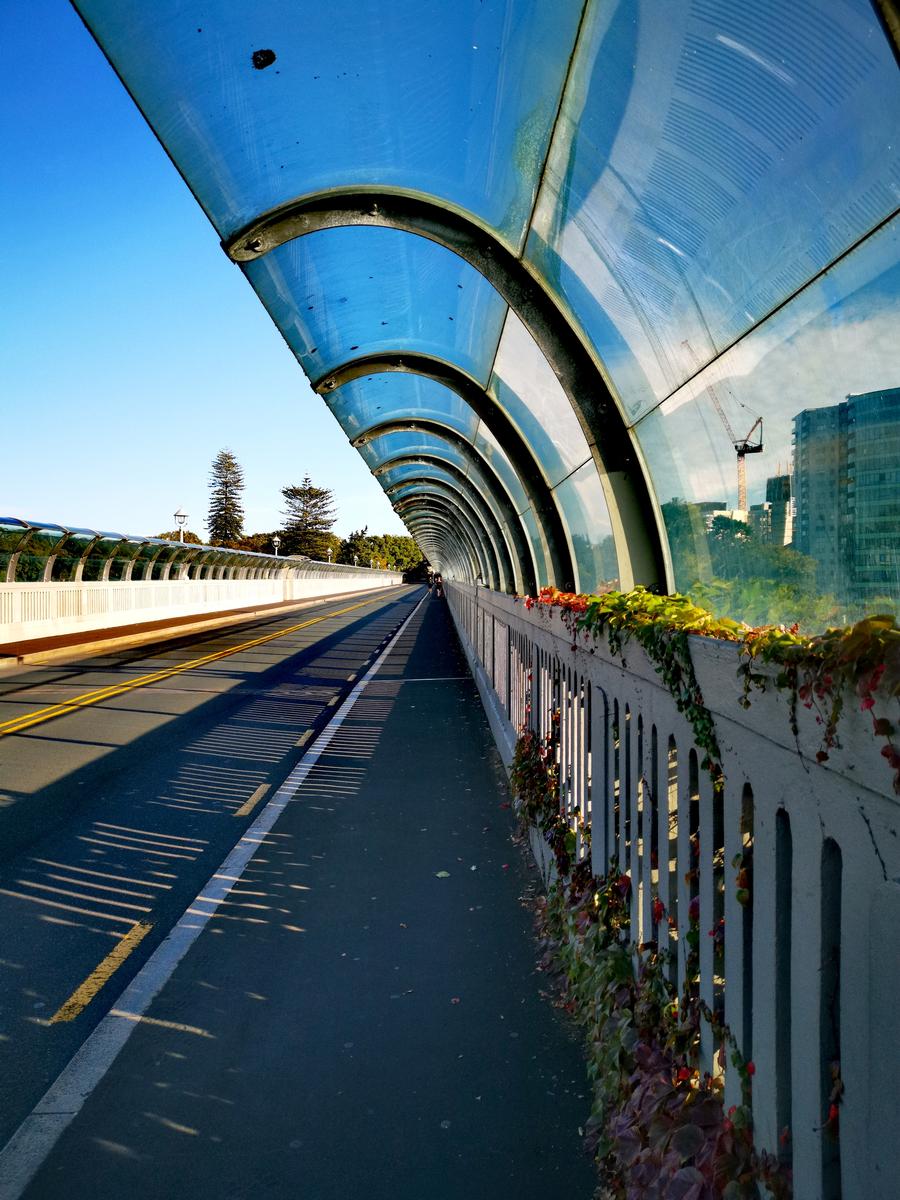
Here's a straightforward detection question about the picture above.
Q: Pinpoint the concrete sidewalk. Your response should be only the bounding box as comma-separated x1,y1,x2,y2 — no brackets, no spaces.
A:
12,594,594,1199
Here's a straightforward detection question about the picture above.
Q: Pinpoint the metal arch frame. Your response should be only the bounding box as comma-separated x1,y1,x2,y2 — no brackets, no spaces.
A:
395,497,493,587
413,527,453,574
316,351,574,587
414,526,473,581
224,188,667,591
356,419,525,584
407,517,476,580
385,467,524,594
373,453,537,594
359,422,525,534
380,456,520,576
402,511,473,573
394,494,496,588
374,453,533,591
394,494,498,589
387,478,513,592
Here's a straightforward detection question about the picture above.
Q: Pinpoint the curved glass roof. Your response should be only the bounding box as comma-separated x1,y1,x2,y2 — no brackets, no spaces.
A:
327,374,481,443
73,1,900,625
246,228,508,386
0,517,365,583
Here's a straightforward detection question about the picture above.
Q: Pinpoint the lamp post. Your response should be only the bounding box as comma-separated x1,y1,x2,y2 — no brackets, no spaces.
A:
272,534,281,558
370,556,375,570
353,554,358,567
326,547,333,563
174,509,187,543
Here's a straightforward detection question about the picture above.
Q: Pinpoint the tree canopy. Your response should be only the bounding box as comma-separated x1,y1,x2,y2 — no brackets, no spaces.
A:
157,529,202,544
207,449,245,545
336,528,424,571
281,476,337,559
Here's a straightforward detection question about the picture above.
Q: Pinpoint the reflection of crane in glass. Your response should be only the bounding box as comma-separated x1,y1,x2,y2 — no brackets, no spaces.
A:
681,340,763,511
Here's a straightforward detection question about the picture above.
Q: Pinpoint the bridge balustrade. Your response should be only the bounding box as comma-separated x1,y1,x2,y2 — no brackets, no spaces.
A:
0,517,402,645
447,580,899,1200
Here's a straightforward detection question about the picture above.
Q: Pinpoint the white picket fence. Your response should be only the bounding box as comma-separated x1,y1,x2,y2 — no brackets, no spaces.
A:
446,581,899,1200
0,568,403,645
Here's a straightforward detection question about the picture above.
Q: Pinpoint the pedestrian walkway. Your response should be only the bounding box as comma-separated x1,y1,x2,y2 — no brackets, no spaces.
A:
8,593,594,1199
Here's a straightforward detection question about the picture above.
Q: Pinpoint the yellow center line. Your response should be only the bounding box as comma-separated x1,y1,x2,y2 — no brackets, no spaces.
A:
50,921,154,1023
0,592,393,739
233,782,271,819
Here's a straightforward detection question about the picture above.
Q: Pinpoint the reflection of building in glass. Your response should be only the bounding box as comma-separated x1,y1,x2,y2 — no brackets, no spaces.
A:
749,474,792,546
793,388,900,605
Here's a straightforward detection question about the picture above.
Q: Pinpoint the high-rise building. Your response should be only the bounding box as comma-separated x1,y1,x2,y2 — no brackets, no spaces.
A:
749,474,793,546
793,388,899,606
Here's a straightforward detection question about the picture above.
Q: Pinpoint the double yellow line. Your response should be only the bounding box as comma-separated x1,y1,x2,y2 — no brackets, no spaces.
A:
0,594,386,741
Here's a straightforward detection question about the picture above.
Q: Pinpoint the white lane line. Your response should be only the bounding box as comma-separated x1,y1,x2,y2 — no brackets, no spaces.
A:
0,593,426,1200
396,676,470,682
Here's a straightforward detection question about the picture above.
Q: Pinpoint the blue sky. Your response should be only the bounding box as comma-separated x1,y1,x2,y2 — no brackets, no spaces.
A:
0,0,407,540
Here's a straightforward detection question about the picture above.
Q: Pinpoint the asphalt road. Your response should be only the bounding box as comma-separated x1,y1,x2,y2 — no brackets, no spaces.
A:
0,586,423,1149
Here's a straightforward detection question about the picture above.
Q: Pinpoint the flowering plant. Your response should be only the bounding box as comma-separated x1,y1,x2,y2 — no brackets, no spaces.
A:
516,585,900,793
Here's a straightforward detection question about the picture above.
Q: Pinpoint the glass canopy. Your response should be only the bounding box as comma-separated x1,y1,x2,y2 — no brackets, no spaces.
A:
0,518,327,584
72,0,900,626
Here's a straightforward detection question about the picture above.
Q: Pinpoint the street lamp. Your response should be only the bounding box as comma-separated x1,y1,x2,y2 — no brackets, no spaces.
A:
272,534,281,558
370,556,375,569
326,547,333,563
353,554,358,567
174,509,187,543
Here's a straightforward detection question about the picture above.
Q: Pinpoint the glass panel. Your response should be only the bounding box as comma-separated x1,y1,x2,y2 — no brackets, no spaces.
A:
552,461,619,592
377,463,435,492
81,534,126,583
108,537,144,582
490,310,592,486
51,531,99,582
244,226,508,386
473,425,529,512
134,540,168,566
357,430,471,475
378,461,513,548
76,0,581,247
518,505,551,589
14,524,67,583
394,486,498,565
0,519,30,554
636,216,900,629
326,373,480,442
165,545,201,577
527,0,900,421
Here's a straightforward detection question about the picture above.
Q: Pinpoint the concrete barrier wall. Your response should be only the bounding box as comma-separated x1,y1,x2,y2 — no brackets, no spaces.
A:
0,571,403,643
446,580,899,1200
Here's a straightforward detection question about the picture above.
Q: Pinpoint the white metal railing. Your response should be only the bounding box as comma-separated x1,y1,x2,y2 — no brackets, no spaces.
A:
446,581,899,1200
0,569,403,645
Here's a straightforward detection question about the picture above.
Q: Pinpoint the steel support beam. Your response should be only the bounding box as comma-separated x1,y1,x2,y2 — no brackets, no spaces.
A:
317,352,573,587
224,189,667,591
354,419,528,588
395,494,499,589
374,453,536,594
388,478,513,593
408,518,476,580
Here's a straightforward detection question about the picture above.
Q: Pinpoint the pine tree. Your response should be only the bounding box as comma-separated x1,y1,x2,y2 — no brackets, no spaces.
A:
280,476,337,559
207,449,245,545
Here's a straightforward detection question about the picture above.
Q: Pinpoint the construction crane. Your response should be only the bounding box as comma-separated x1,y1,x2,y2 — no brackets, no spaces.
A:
681,341,763,511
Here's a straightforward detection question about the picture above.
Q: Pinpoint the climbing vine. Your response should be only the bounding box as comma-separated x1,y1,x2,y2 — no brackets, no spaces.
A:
512,729,792,1198
506,585,890,1193
517,586,900,794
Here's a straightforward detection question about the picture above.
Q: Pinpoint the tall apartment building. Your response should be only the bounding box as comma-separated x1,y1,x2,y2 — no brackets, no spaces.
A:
793,387,900,606
749,473,793,546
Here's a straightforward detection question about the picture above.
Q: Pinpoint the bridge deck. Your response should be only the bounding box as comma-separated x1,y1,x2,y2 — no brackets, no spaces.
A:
6,592,593,1199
